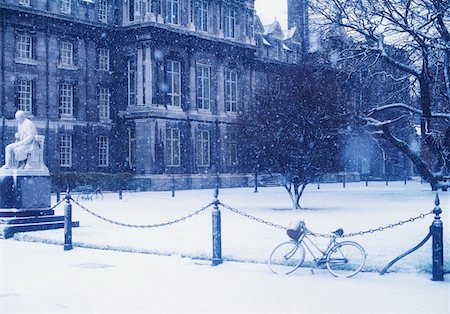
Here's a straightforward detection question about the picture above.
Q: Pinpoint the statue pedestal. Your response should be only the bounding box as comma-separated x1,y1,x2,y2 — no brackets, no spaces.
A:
0,168,78,239
0,169,51,209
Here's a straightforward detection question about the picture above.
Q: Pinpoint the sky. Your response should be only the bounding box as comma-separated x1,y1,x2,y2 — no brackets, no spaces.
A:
254,0,288,30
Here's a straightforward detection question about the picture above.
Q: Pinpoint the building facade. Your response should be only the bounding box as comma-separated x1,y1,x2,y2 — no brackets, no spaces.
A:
0,0,306,187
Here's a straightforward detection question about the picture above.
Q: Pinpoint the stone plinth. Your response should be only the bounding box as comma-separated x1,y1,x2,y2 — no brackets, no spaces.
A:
0,168,51,209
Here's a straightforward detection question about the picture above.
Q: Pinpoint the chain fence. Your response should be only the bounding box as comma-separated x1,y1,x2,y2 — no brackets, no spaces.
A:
70,197,214,229
218,201,435,238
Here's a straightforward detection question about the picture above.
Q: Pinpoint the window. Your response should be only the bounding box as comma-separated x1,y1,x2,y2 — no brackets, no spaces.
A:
196,1,208,32
227,132,238,166
98,87,110,120
224,8,236,38
135,0,143,17
98,48,110,71
61,0,71,14
166,128,181,167
196,130,210,166
16,33,32,60
197,64,211,110
19,0,31,6
128,56,137,106
60,83,74,117
59,134,72,168
98,136,109,167
128,128,136,167
144,0,152,14
167,0,179,24
17,78,32,114
60,41,74,66
98,0,108,23
224,68,238,112
166,60,181,106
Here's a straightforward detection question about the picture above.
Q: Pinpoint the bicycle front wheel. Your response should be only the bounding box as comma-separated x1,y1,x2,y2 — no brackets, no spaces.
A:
326,241,366,278
268,241,305,275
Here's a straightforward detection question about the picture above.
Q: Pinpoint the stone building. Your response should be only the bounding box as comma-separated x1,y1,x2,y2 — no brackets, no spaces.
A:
0,0,306,188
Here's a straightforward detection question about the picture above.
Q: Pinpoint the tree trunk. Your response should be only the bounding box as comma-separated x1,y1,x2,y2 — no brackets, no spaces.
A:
285,182,307,209
381,127,440,190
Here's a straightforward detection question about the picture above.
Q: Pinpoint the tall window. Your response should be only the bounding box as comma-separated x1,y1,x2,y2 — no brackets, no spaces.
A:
60,41,74,66
166,128,181,167
98,136,109,167
98,48,110,71
19,0,31,6
227,132,238,166
59,134,72,168
17,79,32,114
128,56,137,106
196,1,208,32
196,130,210,166
98,0,108,23
144,0,152,14
98,87,110,120
166,60,181,106
224,68,238,112
61,0,72,14
167,0,179,24
60,83,74,117
16,33,32,60
128,128,136,167
224,8,236,38
197,64,211,110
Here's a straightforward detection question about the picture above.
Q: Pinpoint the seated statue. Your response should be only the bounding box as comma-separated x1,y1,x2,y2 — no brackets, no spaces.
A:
1,110,38,170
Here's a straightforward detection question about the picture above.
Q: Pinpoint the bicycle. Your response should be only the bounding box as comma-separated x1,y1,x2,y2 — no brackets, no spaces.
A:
268,221,366,278
76,187,104,202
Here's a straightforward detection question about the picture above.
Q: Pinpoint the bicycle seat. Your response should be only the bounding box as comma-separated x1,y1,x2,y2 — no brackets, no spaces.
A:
332,228,344,237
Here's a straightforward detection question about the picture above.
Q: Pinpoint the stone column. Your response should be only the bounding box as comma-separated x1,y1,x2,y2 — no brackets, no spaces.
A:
144,47,153,106
189,56,196,111
137,48,144,106
217,62,224,114
135,118,156,174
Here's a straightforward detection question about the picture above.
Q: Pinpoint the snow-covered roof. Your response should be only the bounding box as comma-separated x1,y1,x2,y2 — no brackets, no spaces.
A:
263,20,284,38
282,43,292,51
284,26,297,40
262,38,271,46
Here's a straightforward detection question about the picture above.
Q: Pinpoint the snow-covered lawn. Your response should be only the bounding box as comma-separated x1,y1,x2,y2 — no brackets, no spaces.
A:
1,240,448,313
14,180,449,274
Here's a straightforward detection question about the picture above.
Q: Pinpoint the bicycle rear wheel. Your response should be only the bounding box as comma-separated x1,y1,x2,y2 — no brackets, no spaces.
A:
268,241,305,275
326,241,366,278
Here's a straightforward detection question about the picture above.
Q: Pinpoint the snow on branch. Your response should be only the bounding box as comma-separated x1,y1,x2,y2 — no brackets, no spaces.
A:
367,103,450,119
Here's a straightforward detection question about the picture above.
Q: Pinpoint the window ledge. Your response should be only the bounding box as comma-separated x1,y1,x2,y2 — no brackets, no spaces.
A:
99,118,112,124
57,64,79,70
14,58,38,66
60,115,76,121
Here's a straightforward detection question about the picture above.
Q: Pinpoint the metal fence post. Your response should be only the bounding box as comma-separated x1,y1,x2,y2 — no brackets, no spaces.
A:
254,167,258,193
119,187,123,200
212,183,222,266
431,193,444,281
64,189,73,251
171,176,175,198
56,189,61,202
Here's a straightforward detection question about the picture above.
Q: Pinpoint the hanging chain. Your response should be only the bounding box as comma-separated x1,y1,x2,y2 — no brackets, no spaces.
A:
219,202,288,230
307,210,435,238
70,197,214,229
219,202,434,238
48,198,66,211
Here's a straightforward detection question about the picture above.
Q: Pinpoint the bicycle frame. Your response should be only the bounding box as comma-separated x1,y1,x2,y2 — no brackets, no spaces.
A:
297,233,338,267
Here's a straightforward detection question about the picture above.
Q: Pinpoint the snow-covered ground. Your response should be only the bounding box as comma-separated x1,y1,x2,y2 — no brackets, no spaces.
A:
14,180,449,273
1,240,448,313
1,180,449,313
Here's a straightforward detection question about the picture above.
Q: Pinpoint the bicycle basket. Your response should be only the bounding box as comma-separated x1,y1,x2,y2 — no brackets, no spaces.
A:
286,219,305,241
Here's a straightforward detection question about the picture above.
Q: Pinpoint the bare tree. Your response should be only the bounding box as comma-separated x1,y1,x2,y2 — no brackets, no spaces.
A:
311,0,450,190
